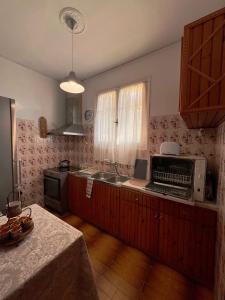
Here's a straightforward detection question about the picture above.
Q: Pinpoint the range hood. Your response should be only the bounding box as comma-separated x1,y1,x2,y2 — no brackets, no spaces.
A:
49,96,85,136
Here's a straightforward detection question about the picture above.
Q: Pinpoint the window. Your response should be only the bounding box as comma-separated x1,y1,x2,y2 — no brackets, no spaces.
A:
94,82,148,165
94,90,117,162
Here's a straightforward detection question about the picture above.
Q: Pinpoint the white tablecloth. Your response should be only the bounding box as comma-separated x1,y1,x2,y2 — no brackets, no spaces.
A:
0,204,99,300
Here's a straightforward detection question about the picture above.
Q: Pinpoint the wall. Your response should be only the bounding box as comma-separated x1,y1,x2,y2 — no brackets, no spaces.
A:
17,119,77,206
76,41,216,173
215,123,225,300
0,56,65,129
0,56,72,206
83,41,181,122
72,114,217,177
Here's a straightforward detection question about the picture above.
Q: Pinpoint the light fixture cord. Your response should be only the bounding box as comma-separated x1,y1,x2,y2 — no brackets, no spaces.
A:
71,31,74,71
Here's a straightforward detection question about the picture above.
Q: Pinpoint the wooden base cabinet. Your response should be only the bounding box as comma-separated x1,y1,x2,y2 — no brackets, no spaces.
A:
119,189,140,247
68,176,217,288
158,199,180,268
158,199,216,288
119,189,160,258
92,181,120,237
119,189,216,288
68,175,93,221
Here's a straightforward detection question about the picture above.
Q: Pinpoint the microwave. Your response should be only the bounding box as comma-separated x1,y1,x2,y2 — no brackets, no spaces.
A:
145,154,207,202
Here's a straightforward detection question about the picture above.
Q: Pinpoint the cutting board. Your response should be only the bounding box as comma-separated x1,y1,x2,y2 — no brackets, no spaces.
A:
133,159,147,180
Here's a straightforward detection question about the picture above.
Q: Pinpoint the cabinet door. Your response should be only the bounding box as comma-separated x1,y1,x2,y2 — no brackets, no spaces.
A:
68,176,93,221
92,181,105,228
159,199,180,267
192,207,217,287
180,7,225,128
92,182,120,236
79,177,93,222
119,188,141,247
104,184,120,236
159,199,217,288
68,175,83,216
138,194,160,258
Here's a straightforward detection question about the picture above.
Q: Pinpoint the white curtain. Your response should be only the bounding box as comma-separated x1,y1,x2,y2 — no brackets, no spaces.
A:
94,90,117,161
116,82,148,165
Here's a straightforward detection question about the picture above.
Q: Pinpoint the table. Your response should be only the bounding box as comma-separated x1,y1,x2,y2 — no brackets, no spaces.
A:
0,204,99,300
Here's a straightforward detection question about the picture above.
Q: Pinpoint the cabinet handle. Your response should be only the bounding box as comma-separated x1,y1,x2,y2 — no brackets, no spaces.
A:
154,213,163,220
154,213,158,219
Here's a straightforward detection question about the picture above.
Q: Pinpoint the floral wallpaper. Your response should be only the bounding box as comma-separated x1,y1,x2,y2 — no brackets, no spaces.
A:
76,114,217,170
149,114,217,170
215,122,225,300
17,114,217,207
17,114,224,298
17,119,77,207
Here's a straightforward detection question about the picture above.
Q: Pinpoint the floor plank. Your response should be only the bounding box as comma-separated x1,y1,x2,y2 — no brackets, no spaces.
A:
63,214,214,300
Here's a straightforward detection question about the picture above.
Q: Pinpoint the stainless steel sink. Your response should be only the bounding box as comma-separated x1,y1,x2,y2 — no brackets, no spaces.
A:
91,172,130,185
105,175,130,185
91,172,115,181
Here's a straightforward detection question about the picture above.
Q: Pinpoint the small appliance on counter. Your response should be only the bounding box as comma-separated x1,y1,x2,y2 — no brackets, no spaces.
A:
160,142,181,156
43,162,80,214
145,154,207,201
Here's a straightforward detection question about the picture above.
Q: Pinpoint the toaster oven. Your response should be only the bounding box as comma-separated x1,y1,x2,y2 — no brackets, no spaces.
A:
145,154,207,201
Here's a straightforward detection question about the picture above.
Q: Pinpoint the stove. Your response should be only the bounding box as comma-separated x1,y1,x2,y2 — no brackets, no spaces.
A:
43,166,80,214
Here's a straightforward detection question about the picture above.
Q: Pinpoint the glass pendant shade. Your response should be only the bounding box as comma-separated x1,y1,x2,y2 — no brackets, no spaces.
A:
60,71,85,94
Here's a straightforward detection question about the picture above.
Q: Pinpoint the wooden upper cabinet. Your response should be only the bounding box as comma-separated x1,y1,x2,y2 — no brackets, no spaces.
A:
180,7,225,128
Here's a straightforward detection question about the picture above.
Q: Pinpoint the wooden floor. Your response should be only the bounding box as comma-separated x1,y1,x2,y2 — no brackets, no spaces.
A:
63,214,213,300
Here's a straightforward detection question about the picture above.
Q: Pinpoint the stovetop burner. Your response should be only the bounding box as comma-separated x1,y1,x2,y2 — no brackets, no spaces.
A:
50,166,80,173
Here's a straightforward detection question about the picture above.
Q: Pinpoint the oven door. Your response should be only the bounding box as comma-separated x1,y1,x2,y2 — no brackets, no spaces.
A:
44,176,60,200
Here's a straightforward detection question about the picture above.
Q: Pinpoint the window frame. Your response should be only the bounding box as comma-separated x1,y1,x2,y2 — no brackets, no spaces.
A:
94,78,150,125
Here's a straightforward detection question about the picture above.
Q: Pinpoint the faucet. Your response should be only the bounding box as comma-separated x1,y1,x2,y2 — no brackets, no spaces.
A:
104,159,120,176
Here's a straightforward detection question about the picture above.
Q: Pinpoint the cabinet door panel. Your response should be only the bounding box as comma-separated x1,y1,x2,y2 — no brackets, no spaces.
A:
92,181,103,227
159,198,216,288
80,178,93,222
92,182,120,236
119,188,140,247
139,195,160,257
159,199,180,266
107,185,120,236
180,7,225,128
68,175,83,216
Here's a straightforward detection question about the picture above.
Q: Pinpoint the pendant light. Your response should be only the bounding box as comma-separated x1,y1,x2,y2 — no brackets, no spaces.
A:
59,8,86,94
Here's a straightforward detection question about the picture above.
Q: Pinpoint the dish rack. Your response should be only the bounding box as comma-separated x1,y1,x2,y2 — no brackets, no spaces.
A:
152,171,192,186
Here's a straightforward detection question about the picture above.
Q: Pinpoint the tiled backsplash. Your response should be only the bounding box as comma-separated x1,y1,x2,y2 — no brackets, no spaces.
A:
149,114,217,169
17,119,77,206
73,114,217,173
215,122,225,300
17,114,217,206
17,115,224,299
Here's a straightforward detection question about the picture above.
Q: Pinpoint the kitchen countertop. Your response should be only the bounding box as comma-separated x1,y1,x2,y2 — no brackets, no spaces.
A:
122,178,218,211
69,170,218,211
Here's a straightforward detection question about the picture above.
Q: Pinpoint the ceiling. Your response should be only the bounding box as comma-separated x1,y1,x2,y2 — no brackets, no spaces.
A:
0,0,225,80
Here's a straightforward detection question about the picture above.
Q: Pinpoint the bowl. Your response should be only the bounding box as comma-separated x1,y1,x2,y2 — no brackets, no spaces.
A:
20,216,33,230
7,217,19,226
10,224,22,239
0,227,10,241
